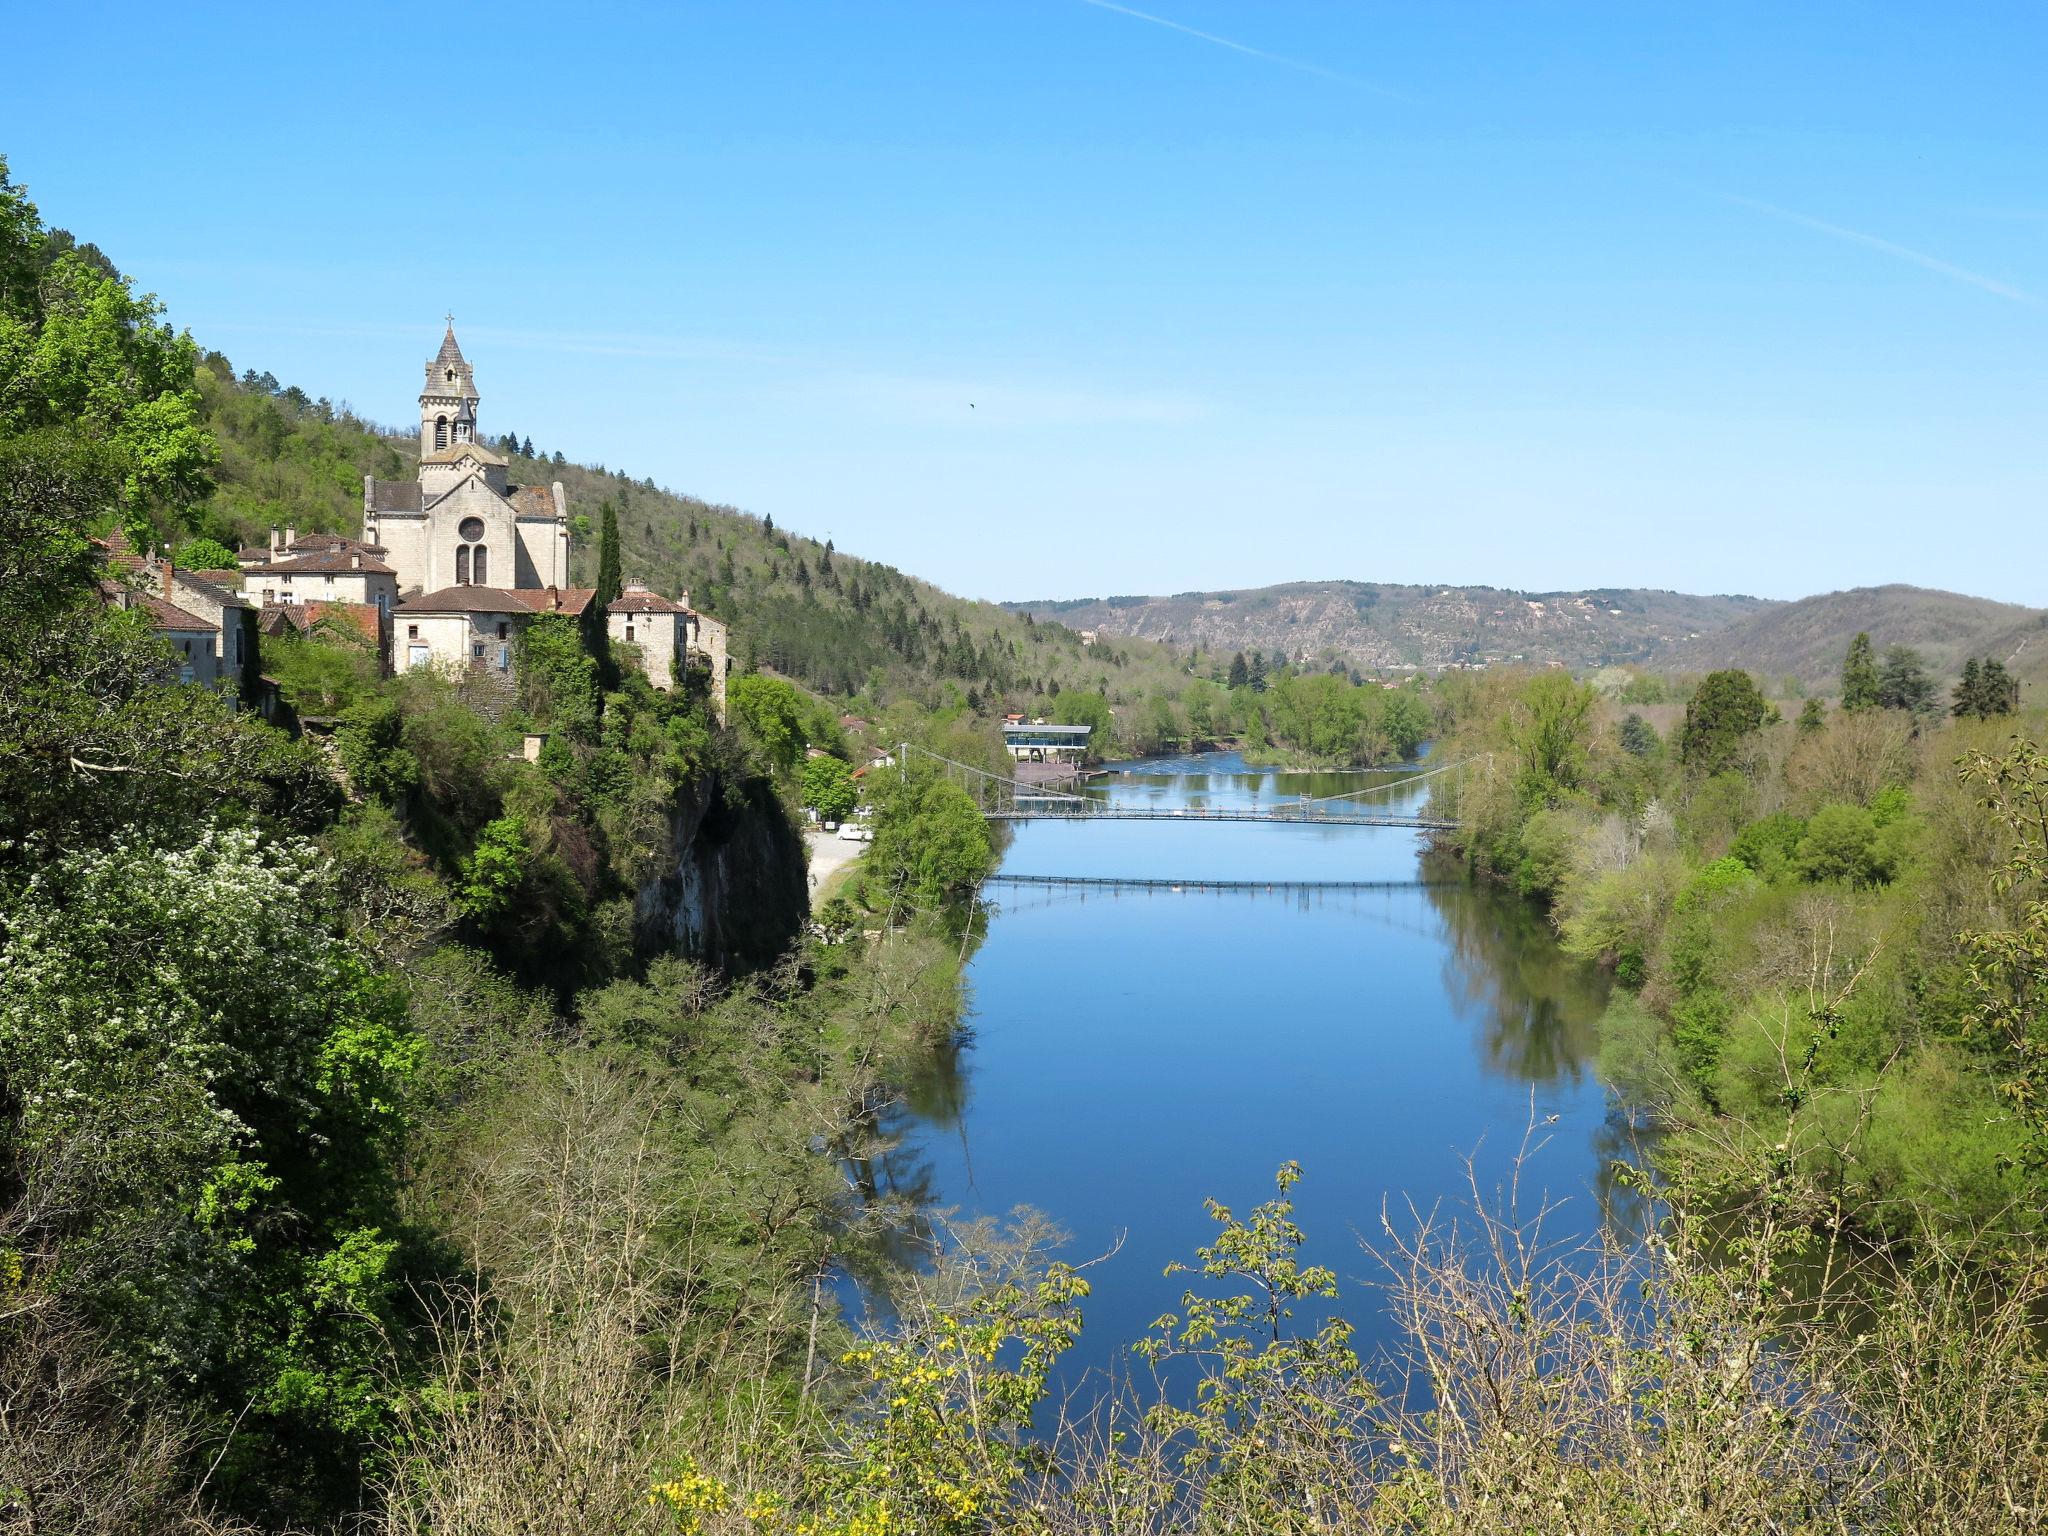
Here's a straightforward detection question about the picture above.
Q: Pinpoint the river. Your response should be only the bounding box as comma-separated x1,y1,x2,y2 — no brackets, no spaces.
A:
862,752,1626,1388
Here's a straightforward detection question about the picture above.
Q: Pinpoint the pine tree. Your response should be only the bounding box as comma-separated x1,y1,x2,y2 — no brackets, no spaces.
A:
521,436,535,457
1954,657,1983,718
1878,645,1935,715
1841,632,1881,712
763,513,774,535
1797,697,1827,734
1982,657,2018,716
1228,652,1249,689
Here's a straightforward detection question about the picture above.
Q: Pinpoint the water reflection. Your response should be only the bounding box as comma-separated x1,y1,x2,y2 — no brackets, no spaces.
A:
846,754,1635,1378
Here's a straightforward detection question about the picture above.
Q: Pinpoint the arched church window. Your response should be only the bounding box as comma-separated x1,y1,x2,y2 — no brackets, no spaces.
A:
434,415,449,450
455,546,470,585
473,546,489,585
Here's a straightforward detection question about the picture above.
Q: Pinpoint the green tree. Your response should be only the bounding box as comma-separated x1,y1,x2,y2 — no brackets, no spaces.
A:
864,763,994,913
172,534,237,569
1797,696,1827,734
1878,644,1936,715
801,753,858,821
1841,631,1880,712
593,498,623,611
1680,669,1768,774
1794,802,1887,885
0,828,421,1513
1506,672,1597,796
1052,689,1114,754
1954,657,1983,719
727,673,809,775
1227,651,1249,689
1619,710,1659,756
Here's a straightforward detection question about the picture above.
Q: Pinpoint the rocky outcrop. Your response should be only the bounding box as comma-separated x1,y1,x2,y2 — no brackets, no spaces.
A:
635,770,807,972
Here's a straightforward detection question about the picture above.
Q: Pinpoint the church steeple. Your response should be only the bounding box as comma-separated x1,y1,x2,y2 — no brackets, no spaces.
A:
420,318,480,456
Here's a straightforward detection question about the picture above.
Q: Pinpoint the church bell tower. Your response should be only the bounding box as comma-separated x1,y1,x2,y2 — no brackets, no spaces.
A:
419,319,480,457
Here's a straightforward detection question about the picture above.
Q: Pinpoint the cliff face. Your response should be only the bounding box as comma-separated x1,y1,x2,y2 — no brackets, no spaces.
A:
636,769,808,972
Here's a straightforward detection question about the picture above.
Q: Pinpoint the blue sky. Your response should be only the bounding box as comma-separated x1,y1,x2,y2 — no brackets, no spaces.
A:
8,2,2043,605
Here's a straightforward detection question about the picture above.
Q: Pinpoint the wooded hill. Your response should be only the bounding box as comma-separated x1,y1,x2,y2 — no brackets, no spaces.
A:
1011,578,2046,697
1657,583,2048,692
1010,581,1770,673
188,361,1197,712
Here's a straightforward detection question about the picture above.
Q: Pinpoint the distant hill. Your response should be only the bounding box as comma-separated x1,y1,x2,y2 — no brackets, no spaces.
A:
1006,581,1770,673
1658,584,2048,691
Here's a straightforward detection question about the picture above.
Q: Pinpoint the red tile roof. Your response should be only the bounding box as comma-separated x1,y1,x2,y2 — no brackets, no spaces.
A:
400,585,596,616
256,551,398,575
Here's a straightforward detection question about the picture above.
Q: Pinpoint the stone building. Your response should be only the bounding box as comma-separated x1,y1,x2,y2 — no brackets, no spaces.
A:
362,325,570,597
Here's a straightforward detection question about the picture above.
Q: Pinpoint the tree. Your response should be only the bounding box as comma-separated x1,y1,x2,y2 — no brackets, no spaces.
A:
1507,672,1597,795
172,534,237,569
801,754,858,822
1052,690,1114,755
1840,632,1880,712
864,763,993,913
1955,656,2018,720
521,435,534,457
1619,711,1659,756
728,673,808,775
1227,652,1249,689
1955,657,1983,719
1797,697,1826,734
1794,802,1888,886
1680,669,1768,774
593,499,623,612
0,828,420,1508
1878,644,1935,715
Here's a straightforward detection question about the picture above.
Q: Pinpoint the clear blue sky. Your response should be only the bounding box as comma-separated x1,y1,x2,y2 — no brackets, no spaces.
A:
8,2,2043,605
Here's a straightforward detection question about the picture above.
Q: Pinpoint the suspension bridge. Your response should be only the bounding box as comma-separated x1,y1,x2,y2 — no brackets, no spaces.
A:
895,744,1469,831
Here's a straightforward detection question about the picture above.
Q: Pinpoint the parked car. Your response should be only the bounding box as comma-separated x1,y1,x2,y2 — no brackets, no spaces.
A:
838,823,871,842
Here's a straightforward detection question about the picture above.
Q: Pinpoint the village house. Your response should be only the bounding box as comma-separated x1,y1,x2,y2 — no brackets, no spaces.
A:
95,530,257,693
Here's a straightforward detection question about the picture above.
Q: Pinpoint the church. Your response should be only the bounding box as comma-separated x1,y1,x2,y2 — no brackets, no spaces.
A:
285,322,732,713
363,323,572,595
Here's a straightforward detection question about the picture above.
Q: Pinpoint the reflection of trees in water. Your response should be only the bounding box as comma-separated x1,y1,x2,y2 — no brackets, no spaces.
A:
830,1038,973,1310
1422,865,1608,1089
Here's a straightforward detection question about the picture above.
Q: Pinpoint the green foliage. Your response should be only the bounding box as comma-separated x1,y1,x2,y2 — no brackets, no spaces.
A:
455,814,529,923
1878,643,1937,716
729,673,810,775
1841,631,1881,712
1051,688,1114,750
516,612,601,741
334,695,418,804
1729,811,1808,881
172,534,237,569
863,762,994,914
801,753,857,821
593,498,622,611
1505,671,1596,799
1618,709,1659,756
0,827,420,1514
263,624,380,715
1680,668,1768,774
1794,803,1890,886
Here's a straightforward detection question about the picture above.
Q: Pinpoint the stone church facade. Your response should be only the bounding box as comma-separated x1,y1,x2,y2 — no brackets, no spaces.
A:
362,325,571,597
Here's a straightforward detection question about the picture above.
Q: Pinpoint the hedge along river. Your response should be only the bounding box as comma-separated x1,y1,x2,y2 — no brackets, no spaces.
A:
857,751,1631,1392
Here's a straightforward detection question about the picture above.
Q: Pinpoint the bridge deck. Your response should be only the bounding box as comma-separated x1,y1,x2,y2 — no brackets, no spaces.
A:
985,806,1455,829
985,874,1449,891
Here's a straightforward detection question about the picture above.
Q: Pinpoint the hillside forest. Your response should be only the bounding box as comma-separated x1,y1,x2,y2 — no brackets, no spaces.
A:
3,151,2047,1532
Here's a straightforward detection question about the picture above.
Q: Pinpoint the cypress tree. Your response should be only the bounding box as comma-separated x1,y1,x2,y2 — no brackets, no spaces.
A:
1840,632,1881,712
594,500,623,611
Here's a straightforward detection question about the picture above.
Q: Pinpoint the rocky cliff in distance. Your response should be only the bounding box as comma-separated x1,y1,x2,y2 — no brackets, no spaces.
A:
637,767,809,972
1007,581,1769,673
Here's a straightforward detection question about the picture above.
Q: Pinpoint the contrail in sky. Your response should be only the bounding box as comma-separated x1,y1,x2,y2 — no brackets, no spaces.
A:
1075,0,1409,100
1725,194,2040,307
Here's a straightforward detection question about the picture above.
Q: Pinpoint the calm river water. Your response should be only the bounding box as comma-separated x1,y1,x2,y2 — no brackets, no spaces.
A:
864,752,1625,1386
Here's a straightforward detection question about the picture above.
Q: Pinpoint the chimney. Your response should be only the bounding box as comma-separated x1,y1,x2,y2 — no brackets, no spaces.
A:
351,553,361,569
284,525,297,550
161,560,174,600
269,527,282,557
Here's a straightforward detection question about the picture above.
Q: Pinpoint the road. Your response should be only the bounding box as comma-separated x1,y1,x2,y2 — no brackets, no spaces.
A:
804,826,864,896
